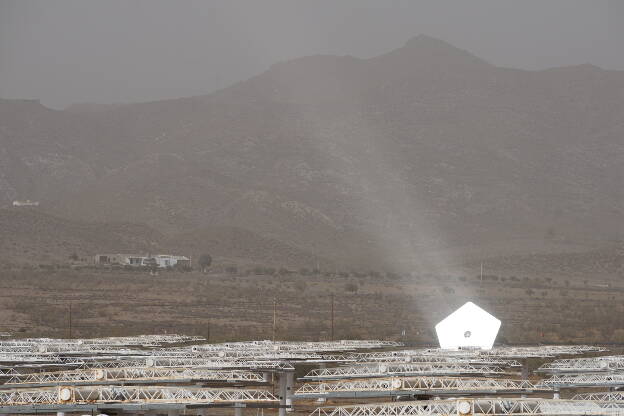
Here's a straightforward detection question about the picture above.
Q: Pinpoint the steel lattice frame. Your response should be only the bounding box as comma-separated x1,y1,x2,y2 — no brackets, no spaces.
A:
538,356,624,373
334,352,521,367
408,346,604,359
80,358,295,371
0,368,20,377
0,335,202,347
2,368,264,388
185,340,402,354
573,392,624,401
538,373,624,388
310,398,624,416
302,363,508,380
0,353,64,363
295,377,551,398
0,386,277,406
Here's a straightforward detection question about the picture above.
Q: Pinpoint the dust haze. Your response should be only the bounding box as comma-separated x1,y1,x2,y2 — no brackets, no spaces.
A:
0,0,622,343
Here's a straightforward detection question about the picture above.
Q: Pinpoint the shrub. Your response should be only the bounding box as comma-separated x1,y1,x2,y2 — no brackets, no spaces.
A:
345,282,358,293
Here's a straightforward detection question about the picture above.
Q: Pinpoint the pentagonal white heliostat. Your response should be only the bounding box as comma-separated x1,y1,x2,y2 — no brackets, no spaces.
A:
435,302,501,350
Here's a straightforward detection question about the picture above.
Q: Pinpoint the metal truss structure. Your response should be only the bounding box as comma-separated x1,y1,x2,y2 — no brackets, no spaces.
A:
310,398,624,416
485,345,606,357
0,335,202,347
538,373,624,388
342,357,521,368
71,350,503,367
34,345,154,355
2,368,265,388
185,340,402,354
573,392,624,401
336,352,521,367
323,346,605,362
538,356,624,373
0,368,21,378
301,363,508,380
180,350,327,361
405,346,603,359
295,377,551,399
0,346,40,354
0,385,277,406
0,339,403,366
309,346,604,363
0,334,615,416
0,353,65,363
80,357,296,371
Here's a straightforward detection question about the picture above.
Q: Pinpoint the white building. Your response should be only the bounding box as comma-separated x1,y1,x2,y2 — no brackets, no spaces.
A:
435,302,501,350
154,254,190,268
12,200,40,207
94,254,190,268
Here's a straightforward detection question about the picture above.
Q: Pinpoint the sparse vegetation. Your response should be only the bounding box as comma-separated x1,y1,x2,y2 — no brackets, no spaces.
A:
1,254,622,343
344,282,358,293
198,254,212,273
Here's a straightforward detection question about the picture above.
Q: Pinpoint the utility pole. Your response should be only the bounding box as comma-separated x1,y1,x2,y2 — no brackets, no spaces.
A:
68,303,72,339
272,297,277,342
480,262,483,283
330,293,334,341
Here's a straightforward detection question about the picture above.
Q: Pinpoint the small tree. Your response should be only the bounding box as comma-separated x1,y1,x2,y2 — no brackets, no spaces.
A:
345,282,358,293
198,254,212,273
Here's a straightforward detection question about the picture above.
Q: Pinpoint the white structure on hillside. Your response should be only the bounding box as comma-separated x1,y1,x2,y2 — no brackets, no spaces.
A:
94,254,190,268
12,200,39,207
435,302,501,350
154,254,190,268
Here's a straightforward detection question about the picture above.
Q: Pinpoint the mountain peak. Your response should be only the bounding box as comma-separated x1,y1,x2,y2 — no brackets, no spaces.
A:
403,34,454,48
375,34,491,69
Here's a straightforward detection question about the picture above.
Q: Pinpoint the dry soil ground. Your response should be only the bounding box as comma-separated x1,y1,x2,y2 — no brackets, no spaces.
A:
0,260,622,344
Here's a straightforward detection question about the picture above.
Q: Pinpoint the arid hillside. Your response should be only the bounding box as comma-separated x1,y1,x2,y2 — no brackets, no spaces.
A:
0,208,326,268
0,208,164,266
1,35,622,269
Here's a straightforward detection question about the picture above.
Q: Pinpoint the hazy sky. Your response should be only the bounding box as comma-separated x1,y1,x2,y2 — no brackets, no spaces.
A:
1,0,622,109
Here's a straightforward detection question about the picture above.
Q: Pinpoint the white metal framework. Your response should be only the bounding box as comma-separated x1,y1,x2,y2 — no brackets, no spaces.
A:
78,358,295,371
0,368,21,377
573,392,624,401
0,354,65,363
310,398,624,416
538,373,624,388
2,368,264,388
0,334,616,416
338,352,520,367
538,356,624,373
301,363,508,380
0,386,277,406
295,377,551,398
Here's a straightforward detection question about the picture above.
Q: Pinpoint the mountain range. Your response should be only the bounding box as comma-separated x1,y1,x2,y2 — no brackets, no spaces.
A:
1,35,622,270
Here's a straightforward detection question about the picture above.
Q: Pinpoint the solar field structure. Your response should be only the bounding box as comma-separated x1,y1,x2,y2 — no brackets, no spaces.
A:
0,335,622,416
